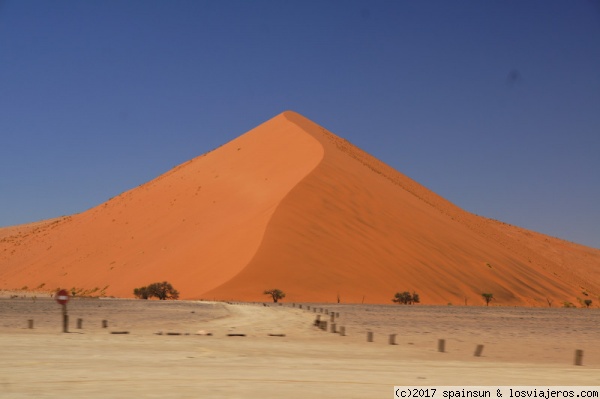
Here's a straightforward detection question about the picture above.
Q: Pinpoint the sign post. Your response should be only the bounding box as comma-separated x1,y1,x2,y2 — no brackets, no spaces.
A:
56,289,70,333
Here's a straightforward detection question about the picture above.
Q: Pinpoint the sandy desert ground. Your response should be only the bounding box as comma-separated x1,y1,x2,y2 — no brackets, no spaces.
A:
1,294,598,399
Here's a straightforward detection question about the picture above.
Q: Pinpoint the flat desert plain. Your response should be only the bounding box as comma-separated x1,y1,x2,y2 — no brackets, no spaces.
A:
1,294,599,399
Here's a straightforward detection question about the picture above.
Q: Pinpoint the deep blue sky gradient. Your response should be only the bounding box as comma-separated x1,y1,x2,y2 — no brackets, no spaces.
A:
1,1,599,248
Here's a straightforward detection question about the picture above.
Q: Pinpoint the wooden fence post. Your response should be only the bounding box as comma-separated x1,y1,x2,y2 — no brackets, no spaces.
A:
574,349,583,366
474,344,484,357
438,339,445,353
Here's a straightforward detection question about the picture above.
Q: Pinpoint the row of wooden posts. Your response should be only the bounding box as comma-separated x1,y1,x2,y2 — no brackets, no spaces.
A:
292,303,586,367
28,319,109,331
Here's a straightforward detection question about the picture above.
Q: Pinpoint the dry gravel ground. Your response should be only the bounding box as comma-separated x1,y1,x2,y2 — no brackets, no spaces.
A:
1,296,599,399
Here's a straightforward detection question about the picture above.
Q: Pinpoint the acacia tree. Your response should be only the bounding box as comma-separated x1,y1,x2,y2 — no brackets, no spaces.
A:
264,289,285,303
134,282,179,300
584,299,592,308
482,293,494,306
148,282,179,300
392,291,420,305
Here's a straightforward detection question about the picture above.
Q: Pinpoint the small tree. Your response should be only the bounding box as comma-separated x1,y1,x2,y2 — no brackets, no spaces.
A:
584,299,592,308
482,293,494,306
133,286,150,299
411,292,420,304
392,291,409,304
148,281,179,300
392,291,419,305
264,289,285,303
134,282,179,300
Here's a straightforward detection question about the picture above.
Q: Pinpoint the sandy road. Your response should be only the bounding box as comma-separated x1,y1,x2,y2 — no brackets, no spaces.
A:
1,298,599,398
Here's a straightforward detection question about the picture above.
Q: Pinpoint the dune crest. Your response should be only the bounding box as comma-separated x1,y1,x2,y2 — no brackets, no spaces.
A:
1,111,599,305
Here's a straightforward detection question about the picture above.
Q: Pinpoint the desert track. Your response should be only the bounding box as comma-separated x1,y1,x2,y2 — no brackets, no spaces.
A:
1,297,598,398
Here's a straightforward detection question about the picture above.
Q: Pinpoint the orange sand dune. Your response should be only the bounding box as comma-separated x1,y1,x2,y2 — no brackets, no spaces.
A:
1,111,599,305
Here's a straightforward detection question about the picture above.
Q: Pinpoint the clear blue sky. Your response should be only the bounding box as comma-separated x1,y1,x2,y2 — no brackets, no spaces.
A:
1,1,599,249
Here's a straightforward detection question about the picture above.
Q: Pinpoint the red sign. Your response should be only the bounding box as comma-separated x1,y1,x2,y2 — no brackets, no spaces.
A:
56,289,70,305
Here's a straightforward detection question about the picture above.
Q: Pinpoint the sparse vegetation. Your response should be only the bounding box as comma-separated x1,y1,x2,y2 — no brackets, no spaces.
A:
546,297,553,308
482,293,494,306
392,291,420,305
584,299,592,308
133,286,151,299
149,282,179,300
563,301,576,308
264,289,286,303
412,292,420,304
133,282,179,300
